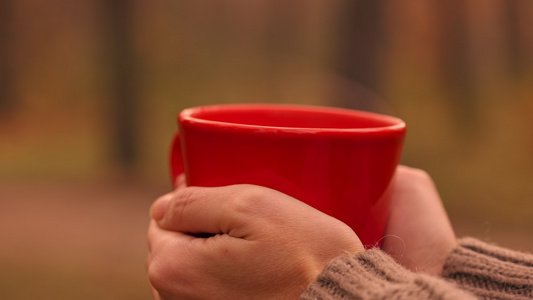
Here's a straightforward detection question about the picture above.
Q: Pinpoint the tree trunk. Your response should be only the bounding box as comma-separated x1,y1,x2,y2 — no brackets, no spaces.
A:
437,0,479,136
103,0,140,171
0,0,15,115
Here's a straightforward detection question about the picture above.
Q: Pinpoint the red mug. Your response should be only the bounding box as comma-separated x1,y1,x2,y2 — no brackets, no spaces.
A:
170,104,406,247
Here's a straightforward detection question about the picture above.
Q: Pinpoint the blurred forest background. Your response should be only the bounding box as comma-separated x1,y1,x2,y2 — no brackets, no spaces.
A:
1,0,533,299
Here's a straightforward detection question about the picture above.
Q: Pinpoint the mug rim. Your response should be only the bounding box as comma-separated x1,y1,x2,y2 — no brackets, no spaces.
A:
179,103,406,135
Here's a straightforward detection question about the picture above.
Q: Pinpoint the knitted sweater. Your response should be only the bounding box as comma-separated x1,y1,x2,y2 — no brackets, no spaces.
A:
301,238,533,300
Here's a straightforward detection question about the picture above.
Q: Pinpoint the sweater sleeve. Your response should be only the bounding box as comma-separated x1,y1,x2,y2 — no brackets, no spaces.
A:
300,248,476,300
442,237,533,300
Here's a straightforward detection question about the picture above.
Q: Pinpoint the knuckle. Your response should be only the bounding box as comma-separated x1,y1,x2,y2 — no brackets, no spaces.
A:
147,254,190,296
226,185,267,215
165,187,199,222
147,257,170,292
413,168,431,180
148,251,204,299
404,167,433,183
174,187,198,206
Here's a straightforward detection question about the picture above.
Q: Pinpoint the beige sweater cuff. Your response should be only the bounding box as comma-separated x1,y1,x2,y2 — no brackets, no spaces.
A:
301,248,475,300
442,237,533,300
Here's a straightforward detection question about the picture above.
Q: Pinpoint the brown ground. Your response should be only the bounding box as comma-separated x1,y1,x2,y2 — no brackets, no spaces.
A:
1,181,532,300
0,180,164,300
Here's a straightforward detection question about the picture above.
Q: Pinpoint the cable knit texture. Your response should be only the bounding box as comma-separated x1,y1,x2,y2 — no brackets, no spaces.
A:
301,248,476,300
301,238,533,300
443,238,533,300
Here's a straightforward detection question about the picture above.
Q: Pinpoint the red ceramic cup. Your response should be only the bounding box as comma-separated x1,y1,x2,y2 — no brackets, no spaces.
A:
170,104,406,247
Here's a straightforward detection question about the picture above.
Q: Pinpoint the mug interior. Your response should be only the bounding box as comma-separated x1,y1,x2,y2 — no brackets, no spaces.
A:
182,104,404,131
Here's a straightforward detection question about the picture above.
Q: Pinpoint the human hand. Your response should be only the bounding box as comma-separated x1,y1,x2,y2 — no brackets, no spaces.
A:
147,183,364,300
382,166,457,276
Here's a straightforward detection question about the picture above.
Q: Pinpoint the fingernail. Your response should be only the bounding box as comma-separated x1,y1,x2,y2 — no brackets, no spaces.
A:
151,193,172,221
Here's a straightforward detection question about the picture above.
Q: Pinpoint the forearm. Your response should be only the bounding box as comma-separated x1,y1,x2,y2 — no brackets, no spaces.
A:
442,237,533,299
301,248,475,300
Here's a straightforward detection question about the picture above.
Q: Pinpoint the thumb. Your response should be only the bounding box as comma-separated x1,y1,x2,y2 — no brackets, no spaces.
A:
154,185,250,237
151,174,187,221
150,193,173,221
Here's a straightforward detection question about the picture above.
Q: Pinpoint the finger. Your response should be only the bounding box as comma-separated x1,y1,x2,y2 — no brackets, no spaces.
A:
150,193,173,221
392,166,450,220
175,173,187,190
149,283,162,300
147,221,198,297
147,220,193,248
147,220,159,253
147,219,196,277
157,185,264,238
150,174,187,221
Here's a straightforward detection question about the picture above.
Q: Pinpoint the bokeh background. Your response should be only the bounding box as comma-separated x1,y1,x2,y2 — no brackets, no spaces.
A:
1,1,533,299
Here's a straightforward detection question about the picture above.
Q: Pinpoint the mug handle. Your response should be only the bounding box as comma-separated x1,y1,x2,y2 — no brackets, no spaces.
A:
170,131,184,188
